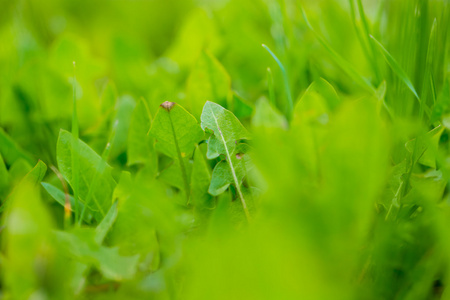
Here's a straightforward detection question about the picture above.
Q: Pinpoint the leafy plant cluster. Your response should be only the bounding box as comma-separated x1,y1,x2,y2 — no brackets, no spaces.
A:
0,0,450,299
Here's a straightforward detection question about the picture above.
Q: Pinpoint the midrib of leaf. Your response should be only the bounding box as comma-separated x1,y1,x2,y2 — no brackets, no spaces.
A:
167,111,190,204
208,105,250,221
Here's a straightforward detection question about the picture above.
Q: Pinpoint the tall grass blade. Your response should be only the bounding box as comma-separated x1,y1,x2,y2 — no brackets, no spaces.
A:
370,35,420,101
71,61,80,223
301,7,376,94
266,67,276,108
262,44,293,119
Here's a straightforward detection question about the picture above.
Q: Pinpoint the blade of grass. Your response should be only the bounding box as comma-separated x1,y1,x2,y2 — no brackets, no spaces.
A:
348,0,373,78
355,0,382,83
369,35,420,101
262,44,293,119
71,61,80,224
348,0,370,57
301,7,376,94
420,19,437,111
399,20,439,201
266,67,276,108
430,74,436,106
49,165,72,228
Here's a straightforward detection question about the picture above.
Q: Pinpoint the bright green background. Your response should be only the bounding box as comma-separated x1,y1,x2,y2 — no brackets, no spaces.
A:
0,0,450,299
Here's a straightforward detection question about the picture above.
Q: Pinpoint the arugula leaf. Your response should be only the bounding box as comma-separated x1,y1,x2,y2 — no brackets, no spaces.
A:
201,101,251,220
57,130,116,219
201,101,250,159
149,101,204,203
208,150,251,196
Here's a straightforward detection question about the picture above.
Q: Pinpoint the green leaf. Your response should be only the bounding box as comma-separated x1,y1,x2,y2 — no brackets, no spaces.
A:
293,78,340,127
208,150,251,196
54,228,139,281
0,153,9,198
231,92,254,119
158,157,193,197
16,160,47,186
108,180,173,272
95,201,118,244
405,125,444,169
430,79,450,123
2,181,73,299
201,101,251,219
201,101,250,159
127,99,157,170
110,95,136,159
1,160,47,213
57,129,116,219
190,145,213,209
41,182,91,222
7,159,32,184
252,97,288,129
100,81,118,114
149,102,204,202
0,128,34,166
186,51,231,118
112,171,133,204
41,182,74,209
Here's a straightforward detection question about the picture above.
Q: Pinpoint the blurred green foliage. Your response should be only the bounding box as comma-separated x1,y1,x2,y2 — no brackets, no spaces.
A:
0,0,450,299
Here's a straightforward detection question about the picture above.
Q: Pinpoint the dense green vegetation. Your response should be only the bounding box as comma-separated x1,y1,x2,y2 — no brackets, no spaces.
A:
0,0,449,299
